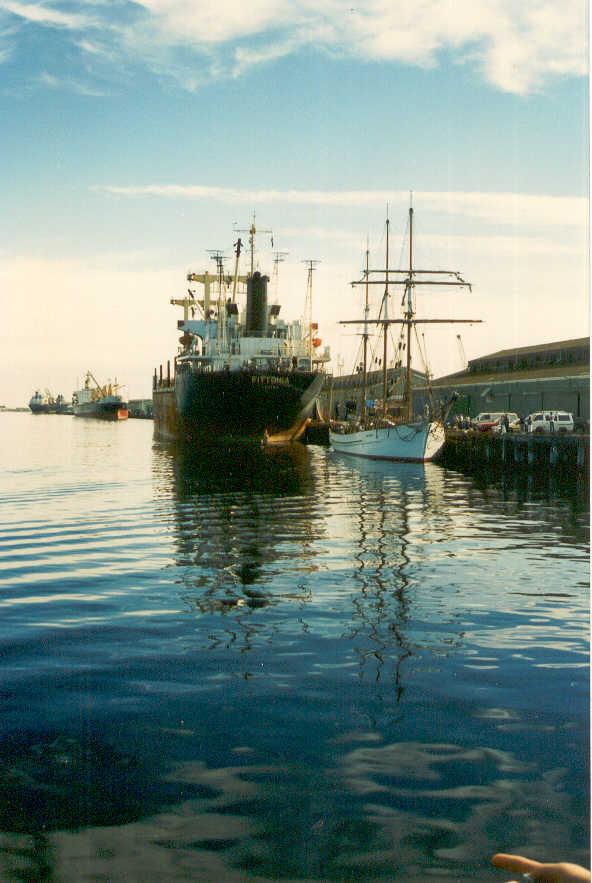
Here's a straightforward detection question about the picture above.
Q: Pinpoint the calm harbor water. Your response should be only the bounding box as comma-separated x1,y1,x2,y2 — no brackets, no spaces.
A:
0,412,588,882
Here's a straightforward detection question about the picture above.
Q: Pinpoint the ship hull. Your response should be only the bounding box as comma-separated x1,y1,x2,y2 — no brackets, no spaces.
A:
153,370,324,443
29,404,51,414
73,399,128,420
329,420,445,462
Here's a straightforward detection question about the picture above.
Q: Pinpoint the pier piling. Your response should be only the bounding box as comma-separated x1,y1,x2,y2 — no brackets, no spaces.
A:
441,431,588,477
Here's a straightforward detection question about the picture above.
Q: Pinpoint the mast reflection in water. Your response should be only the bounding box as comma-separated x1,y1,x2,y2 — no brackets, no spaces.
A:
0,414,587,881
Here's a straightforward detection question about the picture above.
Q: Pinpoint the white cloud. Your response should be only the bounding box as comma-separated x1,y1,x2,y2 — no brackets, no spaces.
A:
37,69,105,94
0,0,92,29
132,0,293,46
125,0,589,93
0,0,587,94
284,226,586,257
94,184,588,230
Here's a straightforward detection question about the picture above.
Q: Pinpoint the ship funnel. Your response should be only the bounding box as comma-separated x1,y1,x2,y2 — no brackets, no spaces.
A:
246,272,269,336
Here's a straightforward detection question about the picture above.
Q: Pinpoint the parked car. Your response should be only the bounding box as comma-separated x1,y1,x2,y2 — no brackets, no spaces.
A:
474,412,504,432
526,411,575,433
475,412,520,432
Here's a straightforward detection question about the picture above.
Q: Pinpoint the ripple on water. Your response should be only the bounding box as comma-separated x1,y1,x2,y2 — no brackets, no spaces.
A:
0,418,588,880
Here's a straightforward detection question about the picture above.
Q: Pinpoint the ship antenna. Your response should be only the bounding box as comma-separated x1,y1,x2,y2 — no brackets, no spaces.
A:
207,249,226,282
234,213,273,275
272,250,289,300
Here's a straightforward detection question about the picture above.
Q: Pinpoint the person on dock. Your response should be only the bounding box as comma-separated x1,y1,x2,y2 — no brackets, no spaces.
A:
492,852,591,882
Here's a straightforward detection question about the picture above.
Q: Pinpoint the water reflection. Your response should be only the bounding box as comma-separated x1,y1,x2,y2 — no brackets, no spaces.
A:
152,440,323,657
332,736,589,875
325,458,466,716
154,437,313,498
153,443,467,696
0,416,587,881
340,461,420,699
1,734,586,881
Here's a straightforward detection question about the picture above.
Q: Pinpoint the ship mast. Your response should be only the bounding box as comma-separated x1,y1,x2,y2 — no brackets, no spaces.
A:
346,202,481,422
303,259,320,371
382,218,390,417
405,204,414,421
361,241,370,425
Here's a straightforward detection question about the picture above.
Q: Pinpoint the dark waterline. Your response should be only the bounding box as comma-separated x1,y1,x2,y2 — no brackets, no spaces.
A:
0,413,588,881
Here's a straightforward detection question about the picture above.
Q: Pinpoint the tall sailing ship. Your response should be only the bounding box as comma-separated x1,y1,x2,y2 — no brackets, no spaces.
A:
153,220,330,444
329,205,480,462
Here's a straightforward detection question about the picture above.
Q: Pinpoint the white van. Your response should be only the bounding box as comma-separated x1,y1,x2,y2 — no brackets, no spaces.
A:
526,411,574,433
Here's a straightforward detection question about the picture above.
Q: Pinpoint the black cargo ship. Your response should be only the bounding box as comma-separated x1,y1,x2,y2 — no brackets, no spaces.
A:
153,222,330,444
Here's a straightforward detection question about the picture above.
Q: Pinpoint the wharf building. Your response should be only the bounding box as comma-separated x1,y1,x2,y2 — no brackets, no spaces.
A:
414,337,590,424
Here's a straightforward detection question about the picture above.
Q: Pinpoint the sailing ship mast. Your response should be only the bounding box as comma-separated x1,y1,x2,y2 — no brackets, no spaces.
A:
361,242,370,425
405,206,414,421
344,203,481,423
382,218,390,416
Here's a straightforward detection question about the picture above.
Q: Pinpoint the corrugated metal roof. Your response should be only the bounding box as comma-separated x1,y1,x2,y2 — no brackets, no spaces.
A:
468,337,589,363
432,363,589,386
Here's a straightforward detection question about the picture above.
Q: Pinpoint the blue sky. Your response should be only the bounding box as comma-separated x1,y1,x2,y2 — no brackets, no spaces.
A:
1,1,589,405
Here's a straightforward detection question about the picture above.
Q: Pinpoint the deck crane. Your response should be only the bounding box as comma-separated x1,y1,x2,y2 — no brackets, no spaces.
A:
85,371,122,400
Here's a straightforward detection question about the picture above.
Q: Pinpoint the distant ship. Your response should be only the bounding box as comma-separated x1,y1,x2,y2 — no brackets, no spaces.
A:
28,389,52,414
54,394,73,415
72,372,128,420
153,219,330,444
28,389,73,414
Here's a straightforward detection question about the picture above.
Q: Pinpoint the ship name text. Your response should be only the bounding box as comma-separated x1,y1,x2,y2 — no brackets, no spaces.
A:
251,375,290,387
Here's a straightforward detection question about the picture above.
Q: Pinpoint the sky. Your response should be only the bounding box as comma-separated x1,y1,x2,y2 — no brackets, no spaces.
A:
0,0,589,406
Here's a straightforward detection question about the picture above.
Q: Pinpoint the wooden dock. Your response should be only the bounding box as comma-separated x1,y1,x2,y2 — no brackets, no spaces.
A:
440,430,589,475
304,423,589,477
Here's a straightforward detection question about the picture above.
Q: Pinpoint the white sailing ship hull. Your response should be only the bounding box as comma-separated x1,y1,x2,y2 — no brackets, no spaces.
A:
329,420,445,462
